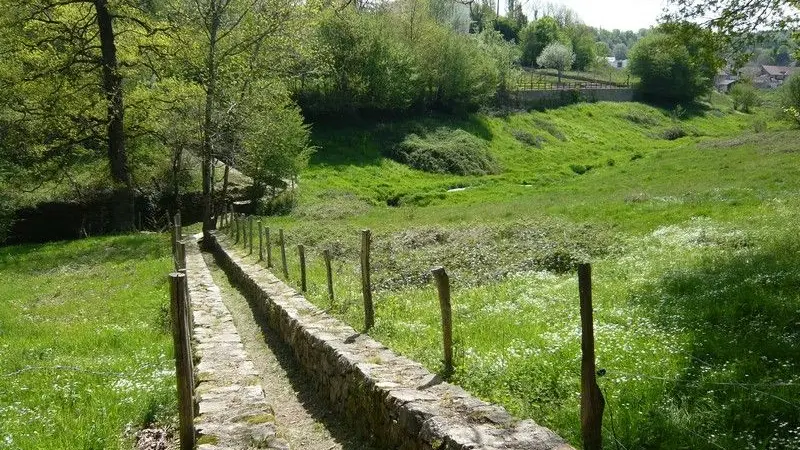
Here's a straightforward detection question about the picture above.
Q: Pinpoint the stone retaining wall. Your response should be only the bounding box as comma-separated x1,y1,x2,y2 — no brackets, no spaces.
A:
207,233,573,450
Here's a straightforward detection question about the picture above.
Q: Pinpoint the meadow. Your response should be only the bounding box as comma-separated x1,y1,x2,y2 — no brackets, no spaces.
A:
0,234,176,449
239,97,800,449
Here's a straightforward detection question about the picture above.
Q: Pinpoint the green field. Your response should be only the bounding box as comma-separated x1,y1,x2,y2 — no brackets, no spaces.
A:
237,98,800,449
0,234,176,449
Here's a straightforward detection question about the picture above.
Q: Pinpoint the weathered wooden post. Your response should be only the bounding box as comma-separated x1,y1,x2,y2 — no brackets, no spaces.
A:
241,214,247,248
431,267,453,377
298,244,307,292
169,213,177,255
235,215,240,243
578,263,605,450
248,216,254,255
323,249,334,303
169,272,195,450
266,227,272,268
279,229,289,279
258,221,264,261
175,241,186,271
361,229,374,330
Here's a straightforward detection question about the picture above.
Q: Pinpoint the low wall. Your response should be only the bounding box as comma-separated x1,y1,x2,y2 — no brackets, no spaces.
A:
510,88,634,109
207,233,573,450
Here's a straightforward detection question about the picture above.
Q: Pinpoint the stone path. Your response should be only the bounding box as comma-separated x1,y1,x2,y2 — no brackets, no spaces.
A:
202,253,378,450
185,237,287,450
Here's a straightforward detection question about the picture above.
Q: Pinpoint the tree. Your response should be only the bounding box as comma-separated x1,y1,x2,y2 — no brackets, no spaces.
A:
519,16,559,66
169,0,309,237
0,1,158,231
730,83,760,113
781,74,800,126
665,0,799,36
613,43,628,60
628,23,722,104
567,24,596,71
536,42,574,83
595,41,611,57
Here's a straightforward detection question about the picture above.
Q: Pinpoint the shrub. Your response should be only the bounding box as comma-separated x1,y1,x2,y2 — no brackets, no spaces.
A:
392,128,499,175
511,129,545,148
662,126,688,140
628,23,721,104
730,83,760,113
781,74,800,126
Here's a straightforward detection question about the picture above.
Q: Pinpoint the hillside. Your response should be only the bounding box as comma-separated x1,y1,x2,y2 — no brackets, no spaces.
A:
260,100,800,449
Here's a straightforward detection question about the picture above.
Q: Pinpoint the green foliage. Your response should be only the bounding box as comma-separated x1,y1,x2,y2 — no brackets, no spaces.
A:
629,23,722,104
519,17,560,66
595,41,611,57
565,25,596,71
391,128,499,175
302,7,498,115
781,74,800,125
236,81,314,197
477,29,519,96
730,83,760,113
613,42,628,60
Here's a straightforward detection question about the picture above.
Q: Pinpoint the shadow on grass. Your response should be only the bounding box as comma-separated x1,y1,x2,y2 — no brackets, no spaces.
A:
310,114,493,168
0,233,168,274
626,237,800,448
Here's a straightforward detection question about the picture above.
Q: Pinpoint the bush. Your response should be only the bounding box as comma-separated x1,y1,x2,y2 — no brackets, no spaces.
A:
628,23,721,104
392,128,499,175
662,126,688,140
730,83,760,113
781,74,800,126
511,129,545,148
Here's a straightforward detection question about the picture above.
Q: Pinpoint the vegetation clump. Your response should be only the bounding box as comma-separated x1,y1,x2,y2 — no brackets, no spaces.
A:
391,128,500,176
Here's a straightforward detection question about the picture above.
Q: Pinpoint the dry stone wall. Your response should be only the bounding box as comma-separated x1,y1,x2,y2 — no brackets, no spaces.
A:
207,233,574,450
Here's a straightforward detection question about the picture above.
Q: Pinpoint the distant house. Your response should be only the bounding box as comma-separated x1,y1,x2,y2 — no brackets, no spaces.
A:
757,65,799,88
606,57,628,69
714,69,738,93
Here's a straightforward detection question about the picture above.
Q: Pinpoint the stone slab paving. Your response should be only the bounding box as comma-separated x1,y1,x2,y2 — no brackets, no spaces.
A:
185,236,289,450
209,233,574,450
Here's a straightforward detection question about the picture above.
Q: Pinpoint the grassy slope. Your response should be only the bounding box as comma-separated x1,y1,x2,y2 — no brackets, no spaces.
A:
0,234,176,449
247,97,800,449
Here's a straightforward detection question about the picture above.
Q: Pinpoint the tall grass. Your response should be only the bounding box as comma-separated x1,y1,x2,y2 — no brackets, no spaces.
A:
0,234,176,449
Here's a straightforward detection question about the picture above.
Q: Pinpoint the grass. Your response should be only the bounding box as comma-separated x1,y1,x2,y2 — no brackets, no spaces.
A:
0,233,176,449
228,97,800,449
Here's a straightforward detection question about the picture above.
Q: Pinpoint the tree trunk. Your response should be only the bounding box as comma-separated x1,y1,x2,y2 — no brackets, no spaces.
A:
94,0,134,232
201,10,218,239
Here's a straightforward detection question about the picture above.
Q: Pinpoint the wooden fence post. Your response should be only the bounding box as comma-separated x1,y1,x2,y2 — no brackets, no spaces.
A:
431,267,453,377
279,229,288,279
578,263,605,450
258,221,264,261
240,215,246,248
235,215,240,243
248,216,254,255
175,241,186,271
169,273,195,450
170,213,177,255
323,249,334,303
361,229,374,330
266,227,272,268
298,244,307,292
